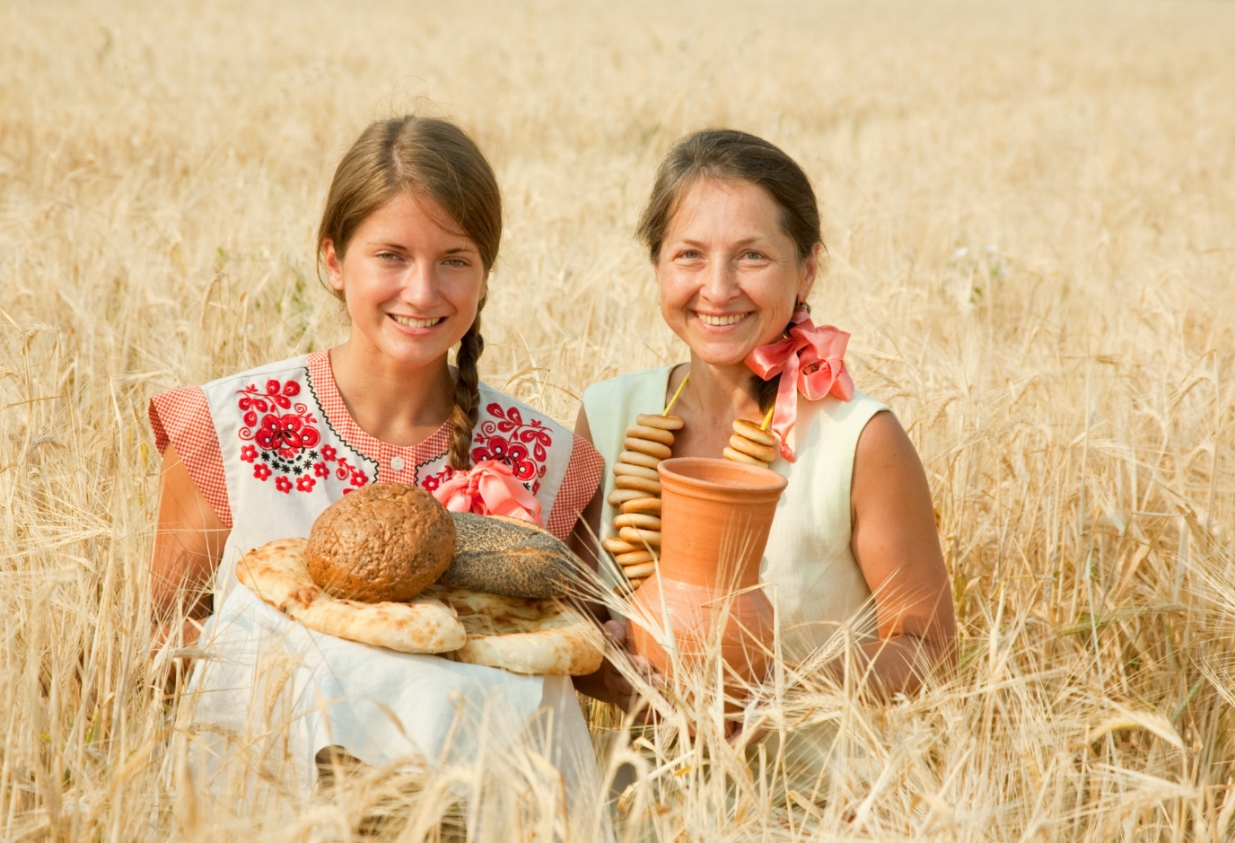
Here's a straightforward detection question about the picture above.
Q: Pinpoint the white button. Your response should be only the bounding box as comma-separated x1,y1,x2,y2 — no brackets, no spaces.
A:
390,456,405,471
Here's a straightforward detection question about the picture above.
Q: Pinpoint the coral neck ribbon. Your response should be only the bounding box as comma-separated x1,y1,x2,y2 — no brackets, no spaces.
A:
431,459,544,525
744,309,854,462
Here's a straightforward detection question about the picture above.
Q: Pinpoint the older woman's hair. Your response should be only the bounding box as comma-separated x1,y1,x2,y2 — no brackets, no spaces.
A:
636,129,824,263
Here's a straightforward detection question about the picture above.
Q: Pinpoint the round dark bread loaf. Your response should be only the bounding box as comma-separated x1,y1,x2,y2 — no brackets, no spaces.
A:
305,483,456,603
440,513,576,598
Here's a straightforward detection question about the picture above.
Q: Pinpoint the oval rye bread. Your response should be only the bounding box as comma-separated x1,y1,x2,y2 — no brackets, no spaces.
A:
440,513,576,598
305,483,456,603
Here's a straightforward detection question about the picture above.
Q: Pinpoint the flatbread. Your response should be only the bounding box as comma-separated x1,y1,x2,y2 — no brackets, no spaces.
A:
236,539,604,675
426,585,605,676
237,538,467,654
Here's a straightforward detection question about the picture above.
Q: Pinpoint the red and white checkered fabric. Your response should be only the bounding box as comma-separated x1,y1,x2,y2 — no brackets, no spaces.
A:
149,386,232,527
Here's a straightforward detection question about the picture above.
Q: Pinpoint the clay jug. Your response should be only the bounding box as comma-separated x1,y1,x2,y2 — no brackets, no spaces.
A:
629,457,787,688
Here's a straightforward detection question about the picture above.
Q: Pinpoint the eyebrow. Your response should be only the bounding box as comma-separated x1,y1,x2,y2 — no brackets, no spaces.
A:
373,242,479,254
672,235,770,248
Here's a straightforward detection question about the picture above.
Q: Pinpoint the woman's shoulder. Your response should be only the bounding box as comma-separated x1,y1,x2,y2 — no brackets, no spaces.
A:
151,353,315,404
582,365,675,408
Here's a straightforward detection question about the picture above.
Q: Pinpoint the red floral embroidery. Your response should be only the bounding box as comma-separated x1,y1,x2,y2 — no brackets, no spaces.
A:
473,403,552,494
237,377,367,494
421,466,454,493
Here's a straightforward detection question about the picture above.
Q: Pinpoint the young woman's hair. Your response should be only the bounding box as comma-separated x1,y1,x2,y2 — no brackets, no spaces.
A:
317,115,501,471
636,129,823,414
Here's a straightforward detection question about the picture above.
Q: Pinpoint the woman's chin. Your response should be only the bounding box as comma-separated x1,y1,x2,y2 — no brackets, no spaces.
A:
688,344,757,370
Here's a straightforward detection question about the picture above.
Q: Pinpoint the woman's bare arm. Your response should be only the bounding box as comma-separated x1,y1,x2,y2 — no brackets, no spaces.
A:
151,442,230,650
844,411,956,698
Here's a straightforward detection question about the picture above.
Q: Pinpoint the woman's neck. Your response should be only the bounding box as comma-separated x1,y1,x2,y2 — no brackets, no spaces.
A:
329,340,456,447
668,355,764,459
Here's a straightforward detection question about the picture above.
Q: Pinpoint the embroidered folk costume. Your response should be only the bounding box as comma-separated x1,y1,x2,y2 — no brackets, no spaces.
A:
150,350,603,792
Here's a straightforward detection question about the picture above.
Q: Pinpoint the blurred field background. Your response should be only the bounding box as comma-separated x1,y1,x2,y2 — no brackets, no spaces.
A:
3,0,1235,839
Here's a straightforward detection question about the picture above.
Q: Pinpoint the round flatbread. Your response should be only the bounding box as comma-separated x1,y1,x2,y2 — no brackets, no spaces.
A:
237,538,467,654
426,585,604,676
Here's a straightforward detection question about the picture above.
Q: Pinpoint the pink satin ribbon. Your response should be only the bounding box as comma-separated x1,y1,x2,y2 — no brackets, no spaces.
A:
431,459,544,526
744,309,854,462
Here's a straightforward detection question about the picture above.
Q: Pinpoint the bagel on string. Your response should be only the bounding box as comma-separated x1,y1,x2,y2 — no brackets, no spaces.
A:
619,497,662,515
624,438,673,460
606,412,681,588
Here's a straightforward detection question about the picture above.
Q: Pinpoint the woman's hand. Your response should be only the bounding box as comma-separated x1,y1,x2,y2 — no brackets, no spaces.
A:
573,619,665,712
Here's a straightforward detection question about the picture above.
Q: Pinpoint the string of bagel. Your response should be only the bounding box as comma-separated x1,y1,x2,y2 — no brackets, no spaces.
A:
602,372,780,593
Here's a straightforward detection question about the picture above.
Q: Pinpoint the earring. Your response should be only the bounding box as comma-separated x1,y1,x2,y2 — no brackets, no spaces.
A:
795,299,812,314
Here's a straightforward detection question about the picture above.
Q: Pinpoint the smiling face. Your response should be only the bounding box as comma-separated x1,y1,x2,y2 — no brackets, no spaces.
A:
656,178,818,367
322,190,487,372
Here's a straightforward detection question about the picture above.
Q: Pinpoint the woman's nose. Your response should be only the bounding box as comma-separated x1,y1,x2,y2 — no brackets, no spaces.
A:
699,258,740,304
400,261,441,307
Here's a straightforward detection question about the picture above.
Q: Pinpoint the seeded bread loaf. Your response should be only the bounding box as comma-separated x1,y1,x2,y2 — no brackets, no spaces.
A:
440,513,576,598
305,483,456,603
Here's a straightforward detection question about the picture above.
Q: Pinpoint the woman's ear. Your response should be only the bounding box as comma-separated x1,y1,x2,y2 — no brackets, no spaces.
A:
322,239,345,292
797,242,821,304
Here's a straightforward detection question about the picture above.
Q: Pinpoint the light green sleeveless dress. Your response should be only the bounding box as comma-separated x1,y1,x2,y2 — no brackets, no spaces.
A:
583,365,888,663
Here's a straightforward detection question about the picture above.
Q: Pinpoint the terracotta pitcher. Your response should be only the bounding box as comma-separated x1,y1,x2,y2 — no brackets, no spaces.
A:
629,457,787,687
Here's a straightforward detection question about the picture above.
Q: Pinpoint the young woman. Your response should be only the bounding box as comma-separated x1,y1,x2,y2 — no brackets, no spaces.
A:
574,130,956,770
149,116,605,796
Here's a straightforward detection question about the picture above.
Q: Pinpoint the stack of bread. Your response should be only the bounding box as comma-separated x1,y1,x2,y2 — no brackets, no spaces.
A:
601,413,681,590
236,483,603,676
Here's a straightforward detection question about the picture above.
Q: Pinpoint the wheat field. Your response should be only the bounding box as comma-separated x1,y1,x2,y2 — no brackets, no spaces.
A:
3,0,1235,839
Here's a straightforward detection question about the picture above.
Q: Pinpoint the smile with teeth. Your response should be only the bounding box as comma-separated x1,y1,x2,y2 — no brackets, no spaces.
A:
698,312,749,327
390,314,444,329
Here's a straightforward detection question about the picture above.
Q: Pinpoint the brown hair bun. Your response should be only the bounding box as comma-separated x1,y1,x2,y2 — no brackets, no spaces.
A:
305,483,457,603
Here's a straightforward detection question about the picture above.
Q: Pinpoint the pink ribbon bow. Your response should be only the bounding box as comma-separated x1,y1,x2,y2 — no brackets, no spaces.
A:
430,459,544,526
744,309,854,462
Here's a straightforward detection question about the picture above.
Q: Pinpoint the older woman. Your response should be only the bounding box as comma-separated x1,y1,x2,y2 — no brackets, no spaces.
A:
574,130,955,729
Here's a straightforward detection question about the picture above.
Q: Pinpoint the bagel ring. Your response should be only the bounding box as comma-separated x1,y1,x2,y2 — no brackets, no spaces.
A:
636,413,685,432
624,438,673,460
626,425,675,446
619,526,662,547
614,513,662,530
733,419,777,448
723,446,768,468
602,537,641,555
613,462,660,482
728,433,778,464
620,561,656,579
615,550,655,566
615,475,662,495
618,450,661,469
620,497,662,515
607,487,648,507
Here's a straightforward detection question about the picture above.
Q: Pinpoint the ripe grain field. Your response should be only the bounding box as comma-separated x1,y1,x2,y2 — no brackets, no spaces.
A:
2,0,1235,840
